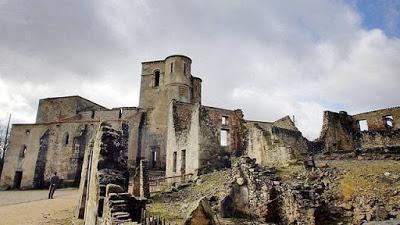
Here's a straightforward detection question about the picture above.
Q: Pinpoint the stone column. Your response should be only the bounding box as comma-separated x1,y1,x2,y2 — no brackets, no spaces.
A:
139,159,150,199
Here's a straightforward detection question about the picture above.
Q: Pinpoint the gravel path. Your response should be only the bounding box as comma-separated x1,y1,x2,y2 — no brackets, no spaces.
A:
0,188,80,225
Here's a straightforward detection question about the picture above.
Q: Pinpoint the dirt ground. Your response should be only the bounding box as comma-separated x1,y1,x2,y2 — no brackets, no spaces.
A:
0,188,80,225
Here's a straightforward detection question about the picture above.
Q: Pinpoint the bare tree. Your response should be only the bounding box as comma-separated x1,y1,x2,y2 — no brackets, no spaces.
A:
0,114,11,179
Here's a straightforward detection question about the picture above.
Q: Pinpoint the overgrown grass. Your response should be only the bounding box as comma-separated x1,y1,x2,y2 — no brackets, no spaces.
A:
320,160,400,206
147,170,231,224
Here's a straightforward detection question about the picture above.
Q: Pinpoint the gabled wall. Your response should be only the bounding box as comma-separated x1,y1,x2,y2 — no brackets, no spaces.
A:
246,117,308,167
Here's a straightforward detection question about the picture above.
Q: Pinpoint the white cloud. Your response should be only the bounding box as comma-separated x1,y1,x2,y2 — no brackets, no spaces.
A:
0,0,399,139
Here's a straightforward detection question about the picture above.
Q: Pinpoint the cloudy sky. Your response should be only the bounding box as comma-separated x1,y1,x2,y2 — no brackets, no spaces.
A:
0,0,399,139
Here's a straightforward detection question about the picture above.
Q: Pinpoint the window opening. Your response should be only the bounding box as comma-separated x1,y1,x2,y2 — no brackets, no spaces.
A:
221,129,228,146
181,150,186,175
65,133,69,145
358,120,368,131
385,115,393,128
222,116,228,125
119,109,123,119
20,145,27,158
154,70,160,87
173,152,177,173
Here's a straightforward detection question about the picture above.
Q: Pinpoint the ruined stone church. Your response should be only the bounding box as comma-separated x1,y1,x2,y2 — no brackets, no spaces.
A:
0,55,308,189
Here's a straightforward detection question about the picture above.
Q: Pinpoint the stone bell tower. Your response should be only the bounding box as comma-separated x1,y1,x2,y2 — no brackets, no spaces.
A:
138,55,202,169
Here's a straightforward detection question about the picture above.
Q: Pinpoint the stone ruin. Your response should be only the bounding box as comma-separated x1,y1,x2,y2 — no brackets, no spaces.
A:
220,157,323,224
76,122,148,225
314,108,400,158
0,55,399,224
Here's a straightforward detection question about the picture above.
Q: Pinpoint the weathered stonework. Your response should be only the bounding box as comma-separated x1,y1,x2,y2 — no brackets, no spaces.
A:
246,118,308,167
317,108,400,154
221,157,323,224
2,55,311,191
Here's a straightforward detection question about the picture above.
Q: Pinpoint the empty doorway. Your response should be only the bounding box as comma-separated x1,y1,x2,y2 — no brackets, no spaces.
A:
13,171,23,189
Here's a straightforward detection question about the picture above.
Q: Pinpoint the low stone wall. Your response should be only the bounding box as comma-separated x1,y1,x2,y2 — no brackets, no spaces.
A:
102,184,146,225
221,157,324,224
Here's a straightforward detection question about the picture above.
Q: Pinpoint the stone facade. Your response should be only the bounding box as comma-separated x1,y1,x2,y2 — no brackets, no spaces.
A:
165,100,307,178
138,55,202,170
317,107,400,153
1,55,309,191
0,96,143,189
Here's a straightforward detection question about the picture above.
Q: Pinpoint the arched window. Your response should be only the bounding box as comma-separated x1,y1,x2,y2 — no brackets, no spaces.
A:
64,133,69,146
20,145,27,158
154,70,160,87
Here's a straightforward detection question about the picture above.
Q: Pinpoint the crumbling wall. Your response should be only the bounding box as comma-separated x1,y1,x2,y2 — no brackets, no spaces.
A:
166,101,247,177
318,111,359,152
359,130,400,149
318,108,400,153
221,157,278,219
246,119,308,167
221,157,323,224
353,107,400,131
273,115,298,131
131,159,150,199
82,122,132,225
102,184,146,225
165,101,199,178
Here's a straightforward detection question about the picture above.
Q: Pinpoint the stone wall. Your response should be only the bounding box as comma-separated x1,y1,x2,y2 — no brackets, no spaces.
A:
36,96,106,123
80,122,136,225
131,159,150,199
246,118,308,167
1,96,143,189
221,157,323,224
165,101,247,177
317,107,400,153
353,107,400,131
102,184,146,225
318,111,359,152
0,122,97,189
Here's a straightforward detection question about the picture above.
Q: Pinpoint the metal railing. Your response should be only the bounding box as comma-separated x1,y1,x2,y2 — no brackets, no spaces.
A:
149,173,194,193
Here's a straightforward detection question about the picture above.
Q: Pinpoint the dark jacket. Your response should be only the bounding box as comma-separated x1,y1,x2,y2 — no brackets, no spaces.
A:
50,175,60,186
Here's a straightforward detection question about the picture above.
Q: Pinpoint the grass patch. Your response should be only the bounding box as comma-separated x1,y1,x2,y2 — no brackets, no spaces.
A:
319,160,400,206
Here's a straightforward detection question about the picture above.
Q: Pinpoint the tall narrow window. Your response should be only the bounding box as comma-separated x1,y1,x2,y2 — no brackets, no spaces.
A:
183,63,187,75
170,63,173,73
358,120,368,131
65,133,69,145
119,109,123,119
154,70,160,87
91,110,95,119
173,152,177,173
221,130,228,146
152,151,157,168
181,150,186,174
151,145,159,168
222,116,228,125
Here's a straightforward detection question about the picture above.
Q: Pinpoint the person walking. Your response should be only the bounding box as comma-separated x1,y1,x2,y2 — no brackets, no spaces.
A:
48,172,60,199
